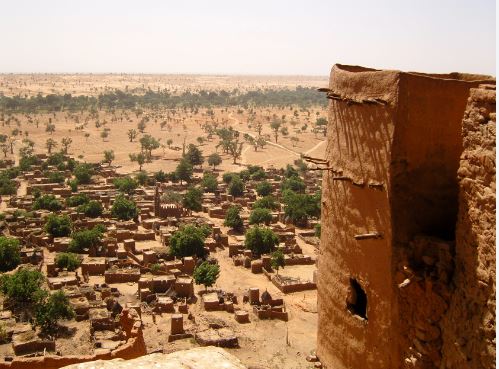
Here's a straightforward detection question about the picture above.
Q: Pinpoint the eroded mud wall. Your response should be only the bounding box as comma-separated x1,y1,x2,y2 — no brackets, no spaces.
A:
391,74,491,369
317,64,495,369
317,65,398,369
440,85,496,369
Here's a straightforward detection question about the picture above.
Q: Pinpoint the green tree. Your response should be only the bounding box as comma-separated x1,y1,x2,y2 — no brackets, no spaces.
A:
34,290,75,335
281,176,306,193
61,137,72,154
315,117,328,137
55,253,81,271
135,171,148,186
201,173,218,192
111,195,138,221
207,152,222,169
175,158,193,185
256,181,272,197
249,208,273,225
0,237,21,272
244,226,279,256
154,170,168,182
114,176,138,194
185,144,204,167
0,268,45,308
74,164,93,184
224,205,244,232
68,225,105,253
253,195,280,211
33,194,63,211
182,187,203,212
45,138,57,154
103,150,115,166
271,249,285,274
193,261,220,290
66,193,89,207
270,120,281,143
45,214,72,237
228,176,244,197
127,129,138,142
282,190,321,227
78,200,103,218
129,152,146,171
140,134,160,160
169,225,208,258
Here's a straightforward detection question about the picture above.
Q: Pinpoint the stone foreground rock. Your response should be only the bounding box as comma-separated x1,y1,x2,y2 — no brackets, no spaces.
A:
61,346,247,369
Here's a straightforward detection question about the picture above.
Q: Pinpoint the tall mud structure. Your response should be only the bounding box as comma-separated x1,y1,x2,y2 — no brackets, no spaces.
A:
317,64,495,369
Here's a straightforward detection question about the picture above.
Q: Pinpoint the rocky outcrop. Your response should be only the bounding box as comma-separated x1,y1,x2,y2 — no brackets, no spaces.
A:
60,346,247,369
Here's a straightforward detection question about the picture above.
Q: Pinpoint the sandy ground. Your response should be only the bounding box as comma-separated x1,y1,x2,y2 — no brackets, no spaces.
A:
0,75,324,368
0,106,327,174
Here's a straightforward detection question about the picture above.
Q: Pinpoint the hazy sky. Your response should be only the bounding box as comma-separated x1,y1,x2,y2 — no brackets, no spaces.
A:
0,0,495,75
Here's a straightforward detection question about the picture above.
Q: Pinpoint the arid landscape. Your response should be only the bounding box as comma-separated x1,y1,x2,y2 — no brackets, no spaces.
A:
0,1,495,369
0,74,328,368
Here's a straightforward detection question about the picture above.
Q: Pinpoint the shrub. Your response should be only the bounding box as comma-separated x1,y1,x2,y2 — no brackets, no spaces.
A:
113,176,138,194
34,290,75,335
46,171,65,184
68,226,104,253
74,163,93,184
33,194,63,211
193,261,220,290
175,159,193,184
244,226,279,256
45,214,72,237
66,194,89,207
182,187,203,212
222,172,237,184
256,181,272,197
55,253,81,271
271,249,285,274
239,170,250,181
281,176,306,193
253,196,280,211
0,174,17,195
78,200,103,218
0,237,21,272
228,176,244,197
282,190,321,227
135,171,148,186
251,168,266,181
224,206,244,232
169,225,208,258
111,195,138,221
208,153,222,169
249,208,273,225
201,173,218,192
154,170,168,182
0,268,45,307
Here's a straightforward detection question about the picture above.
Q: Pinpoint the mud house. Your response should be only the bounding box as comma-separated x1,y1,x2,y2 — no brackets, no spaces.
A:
317,64,495,369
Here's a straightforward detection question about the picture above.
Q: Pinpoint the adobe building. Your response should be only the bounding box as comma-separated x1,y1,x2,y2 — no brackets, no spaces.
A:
317,64,495,369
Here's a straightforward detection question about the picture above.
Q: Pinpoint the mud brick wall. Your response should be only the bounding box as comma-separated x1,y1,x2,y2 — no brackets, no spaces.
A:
317,64,494,369
440,85,496,369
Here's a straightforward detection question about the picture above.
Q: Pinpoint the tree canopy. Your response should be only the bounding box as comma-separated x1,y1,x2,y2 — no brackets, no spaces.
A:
169,224,208,258
193,261,220,290
244,226,279,256
0,237,21,272
111,195,138,221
